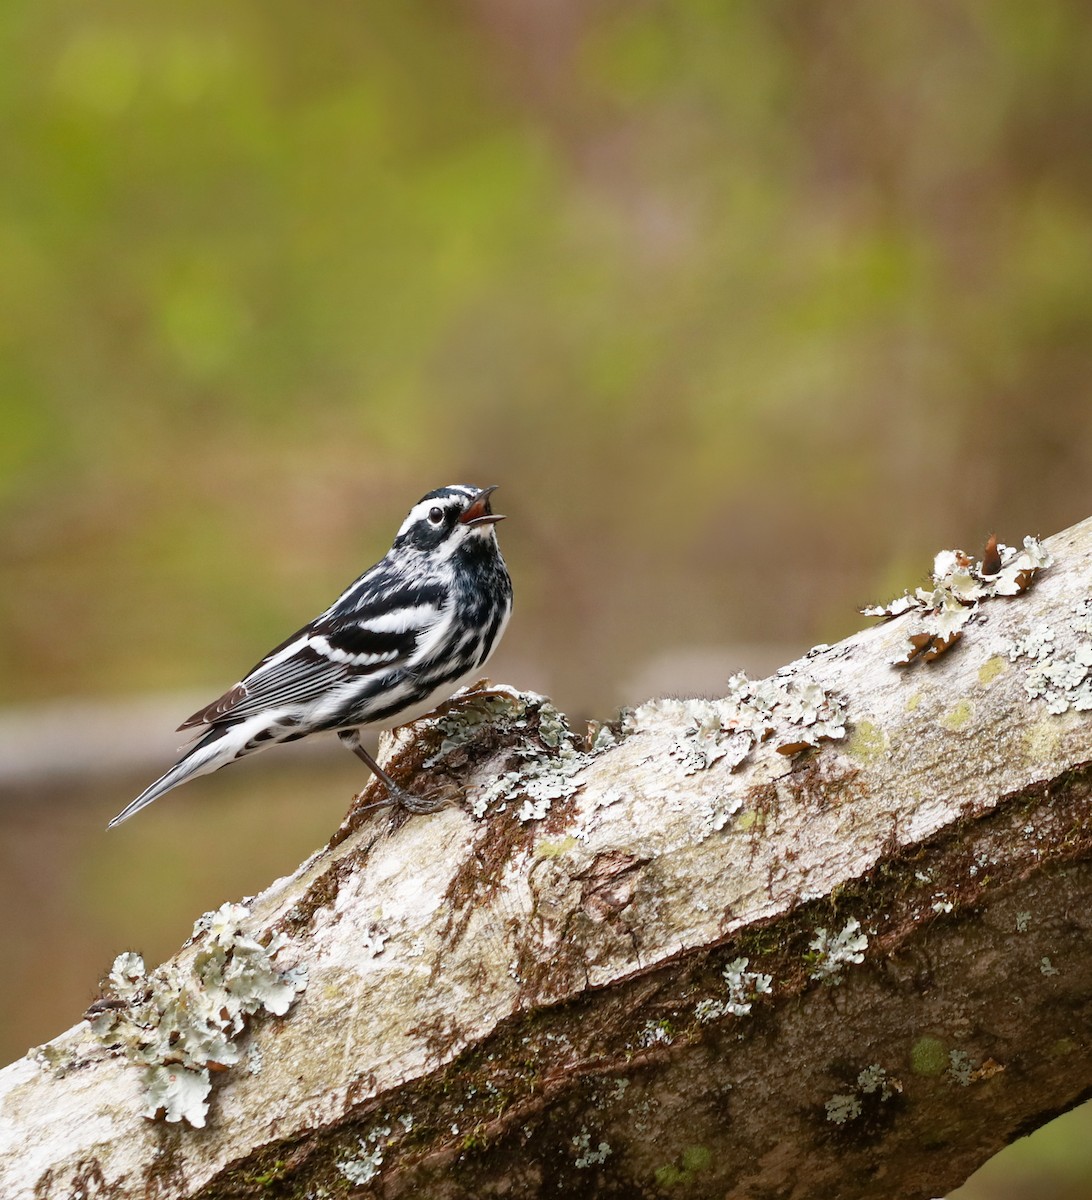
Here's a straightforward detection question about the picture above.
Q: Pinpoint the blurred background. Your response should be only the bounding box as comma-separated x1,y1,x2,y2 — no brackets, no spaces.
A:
2,1,1090,1193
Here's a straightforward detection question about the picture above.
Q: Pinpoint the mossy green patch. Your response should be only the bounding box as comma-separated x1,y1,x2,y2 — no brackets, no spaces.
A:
654,1145,712,1188
681,1145,712,1172
656,1164,686,1188
911,1035,948,1076
941,700,973,730
977,655,1006,686
906,691,923,713
736,810,760,831
248,1161,286,1187
846,720,886,763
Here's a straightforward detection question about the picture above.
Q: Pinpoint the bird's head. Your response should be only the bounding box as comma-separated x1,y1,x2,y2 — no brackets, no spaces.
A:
393,485,506,556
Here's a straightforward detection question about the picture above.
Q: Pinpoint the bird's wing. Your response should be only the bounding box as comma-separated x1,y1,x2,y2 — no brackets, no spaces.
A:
177,599,440,731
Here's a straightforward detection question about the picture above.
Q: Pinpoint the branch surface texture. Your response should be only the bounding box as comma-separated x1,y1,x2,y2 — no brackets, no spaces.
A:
2,518,1091,1199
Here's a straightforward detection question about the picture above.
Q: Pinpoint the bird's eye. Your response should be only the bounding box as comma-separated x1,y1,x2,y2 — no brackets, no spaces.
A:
428,506,444,526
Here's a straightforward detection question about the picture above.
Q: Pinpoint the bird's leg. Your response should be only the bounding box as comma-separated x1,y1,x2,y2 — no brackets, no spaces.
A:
337,729,448,815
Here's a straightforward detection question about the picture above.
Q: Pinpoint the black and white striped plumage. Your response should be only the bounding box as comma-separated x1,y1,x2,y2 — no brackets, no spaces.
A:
108,484,512,828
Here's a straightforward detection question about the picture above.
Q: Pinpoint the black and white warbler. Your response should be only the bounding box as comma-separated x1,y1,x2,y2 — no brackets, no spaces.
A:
108,484,512,827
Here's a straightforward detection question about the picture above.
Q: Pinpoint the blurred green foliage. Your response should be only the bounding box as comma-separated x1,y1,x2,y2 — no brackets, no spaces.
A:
3,0,1091,715
2,3,1091,1191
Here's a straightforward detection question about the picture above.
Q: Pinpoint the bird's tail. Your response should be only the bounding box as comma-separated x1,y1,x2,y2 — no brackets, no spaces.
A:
108,724,239,828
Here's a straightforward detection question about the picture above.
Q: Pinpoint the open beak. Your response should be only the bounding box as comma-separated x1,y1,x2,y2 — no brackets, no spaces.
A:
460,485,505,527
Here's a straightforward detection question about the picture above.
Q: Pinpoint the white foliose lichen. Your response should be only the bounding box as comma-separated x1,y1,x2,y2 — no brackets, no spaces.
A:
473,738,589,822
825,1064,900,1123
824,1093,862,1124
947,1050,974,1087
693,998,727,1023
338,1128,388,1185
418,687,593,823
86,902,308,1128
864,535,1052,665
808,917,868,983
572,1128,612,1169
587,722,620,753
635,1020,674,1048
418,684,523,764
514,795,548,822
625,671,847,780
695,957,773,1022
856,1063,896,1097
1006,599,1092,714
361,923,388,958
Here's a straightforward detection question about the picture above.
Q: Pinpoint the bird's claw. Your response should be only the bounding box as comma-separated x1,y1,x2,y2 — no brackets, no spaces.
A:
350,781,448,818
386,781,448,815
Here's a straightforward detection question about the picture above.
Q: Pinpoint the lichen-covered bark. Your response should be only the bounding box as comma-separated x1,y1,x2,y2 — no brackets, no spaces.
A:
2,518,1092,1200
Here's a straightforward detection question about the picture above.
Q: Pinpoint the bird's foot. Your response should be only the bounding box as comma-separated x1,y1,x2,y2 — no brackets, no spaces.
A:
339,726,448,818
384,780,449,815
350,778,449,818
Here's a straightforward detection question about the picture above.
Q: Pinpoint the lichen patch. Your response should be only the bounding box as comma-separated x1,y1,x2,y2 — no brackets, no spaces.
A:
942,700,974,731
825,1065,901,1124
626,671,847,778
807,918,868,984
422,689,593,824
978,656,1007,686
864,535,1051,666
1007,599,1092,714
693,957,773,1022
85,902,307,1128
846,720,886,763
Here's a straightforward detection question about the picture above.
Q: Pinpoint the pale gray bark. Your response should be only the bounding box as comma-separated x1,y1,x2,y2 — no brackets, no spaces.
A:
2,517,1091,1200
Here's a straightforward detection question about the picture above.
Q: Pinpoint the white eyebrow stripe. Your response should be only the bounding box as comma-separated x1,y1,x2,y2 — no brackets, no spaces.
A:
395,487,477,537
396,503,428,536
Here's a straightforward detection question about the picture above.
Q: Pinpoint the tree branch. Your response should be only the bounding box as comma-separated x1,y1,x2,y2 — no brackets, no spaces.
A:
3,517,1092,1200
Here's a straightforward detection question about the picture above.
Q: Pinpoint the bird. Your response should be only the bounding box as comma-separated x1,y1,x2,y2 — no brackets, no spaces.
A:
108,484,512,828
